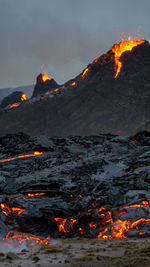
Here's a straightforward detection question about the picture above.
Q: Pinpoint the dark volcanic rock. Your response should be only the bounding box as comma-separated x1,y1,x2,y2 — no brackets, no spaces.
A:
0,132,149,239
32,73,59,98
0,91,24,109
0,41,150,136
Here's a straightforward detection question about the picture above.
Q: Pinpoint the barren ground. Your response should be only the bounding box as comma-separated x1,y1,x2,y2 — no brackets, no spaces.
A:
0,238,149,267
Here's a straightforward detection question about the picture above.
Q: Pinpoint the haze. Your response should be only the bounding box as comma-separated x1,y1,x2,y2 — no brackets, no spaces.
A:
0,0,149,88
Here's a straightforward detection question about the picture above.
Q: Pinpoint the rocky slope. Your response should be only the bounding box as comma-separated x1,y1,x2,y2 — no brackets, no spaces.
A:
0,41,150,136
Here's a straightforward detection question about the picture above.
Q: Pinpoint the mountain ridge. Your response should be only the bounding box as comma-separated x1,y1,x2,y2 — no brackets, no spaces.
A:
0,40,150,136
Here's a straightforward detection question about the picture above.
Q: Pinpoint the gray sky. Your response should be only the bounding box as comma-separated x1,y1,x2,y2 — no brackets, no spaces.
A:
0,0,149,88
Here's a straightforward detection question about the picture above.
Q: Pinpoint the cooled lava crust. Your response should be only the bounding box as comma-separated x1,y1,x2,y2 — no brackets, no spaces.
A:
0,131,150,239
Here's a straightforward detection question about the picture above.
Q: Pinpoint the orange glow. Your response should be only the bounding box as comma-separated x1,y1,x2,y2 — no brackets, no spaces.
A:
89,222,99,228
131,218,150,229
54,218,76,233
78,155,83,158
112,36,144,78
4,230,51,245
41,64,52,82
71,82,76,86
1,203,25,216
42,74,51,82
1,203,11,216
12,207,25,215
98,200,150,239
21,94,27,101
27,193,46,197
0,151,43,163
82,67,89,78
54,218,67,232
54,88,59,92
9,103,19,109
99,207,106,212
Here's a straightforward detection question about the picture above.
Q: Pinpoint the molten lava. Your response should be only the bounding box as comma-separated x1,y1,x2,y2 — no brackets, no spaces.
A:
9,103,19,109
82,67,89,78
26,193,46,197
0,151,43,163
54,218,77,233
41,64,52,82
4,230,51,246
112,36,144,78
1,203,25,216
42,74,51,82
21,93,27,101
71,82,76,86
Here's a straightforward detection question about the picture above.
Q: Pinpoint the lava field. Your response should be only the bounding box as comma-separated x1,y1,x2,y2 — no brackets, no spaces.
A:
0,131,149,241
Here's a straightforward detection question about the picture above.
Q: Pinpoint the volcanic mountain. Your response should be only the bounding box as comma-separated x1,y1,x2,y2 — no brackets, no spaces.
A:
0,38,150,136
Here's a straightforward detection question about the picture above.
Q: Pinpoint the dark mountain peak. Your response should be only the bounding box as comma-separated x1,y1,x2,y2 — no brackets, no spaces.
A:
32,73,59,98
0,39,150,136
0,91,26,109
78,39,149,82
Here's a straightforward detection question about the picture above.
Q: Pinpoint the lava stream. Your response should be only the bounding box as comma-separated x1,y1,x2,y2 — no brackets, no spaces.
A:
3,230,51,246
0,151,43,163
111,36,144,78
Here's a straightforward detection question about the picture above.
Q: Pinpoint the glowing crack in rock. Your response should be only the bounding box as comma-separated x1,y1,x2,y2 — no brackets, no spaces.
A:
0,151,43,163
112,36,144,78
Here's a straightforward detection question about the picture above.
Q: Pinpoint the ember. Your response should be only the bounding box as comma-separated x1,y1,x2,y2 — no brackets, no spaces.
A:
112,36,144,78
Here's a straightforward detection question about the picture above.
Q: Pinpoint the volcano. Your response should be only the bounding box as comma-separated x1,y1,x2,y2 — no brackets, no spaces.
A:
0,38,150,136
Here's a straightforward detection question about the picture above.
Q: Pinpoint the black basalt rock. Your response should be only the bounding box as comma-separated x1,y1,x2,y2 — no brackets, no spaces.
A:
32,73,59,98
0,91,25,109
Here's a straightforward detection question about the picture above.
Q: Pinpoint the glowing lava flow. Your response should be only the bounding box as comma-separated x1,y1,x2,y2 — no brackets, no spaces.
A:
0,151,43,163
97,200,150,239
21,93,27,101
9,93,27,109
41,64,52,82
54,218,77,233
71,82,76,86
111,36,144,78
3,230,51,246
82,67,89,78
42,74,51,82
0,203,25,216
9,103,19,109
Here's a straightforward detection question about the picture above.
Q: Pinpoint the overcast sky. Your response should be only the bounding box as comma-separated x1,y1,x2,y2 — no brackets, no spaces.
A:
0,0,149,88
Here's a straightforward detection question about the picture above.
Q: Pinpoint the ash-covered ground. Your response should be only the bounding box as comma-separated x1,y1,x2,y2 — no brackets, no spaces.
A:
0,131,149,240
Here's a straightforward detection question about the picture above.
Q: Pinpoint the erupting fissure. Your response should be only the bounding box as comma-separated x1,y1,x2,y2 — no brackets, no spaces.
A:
112,36,144,78
9,93,27,109
42,74,51,83
41,64,52,82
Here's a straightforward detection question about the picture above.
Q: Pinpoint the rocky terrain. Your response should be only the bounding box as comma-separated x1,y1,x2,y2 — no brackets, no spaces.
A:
0,131,149,240
0,85,33,102
0,40,150,136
